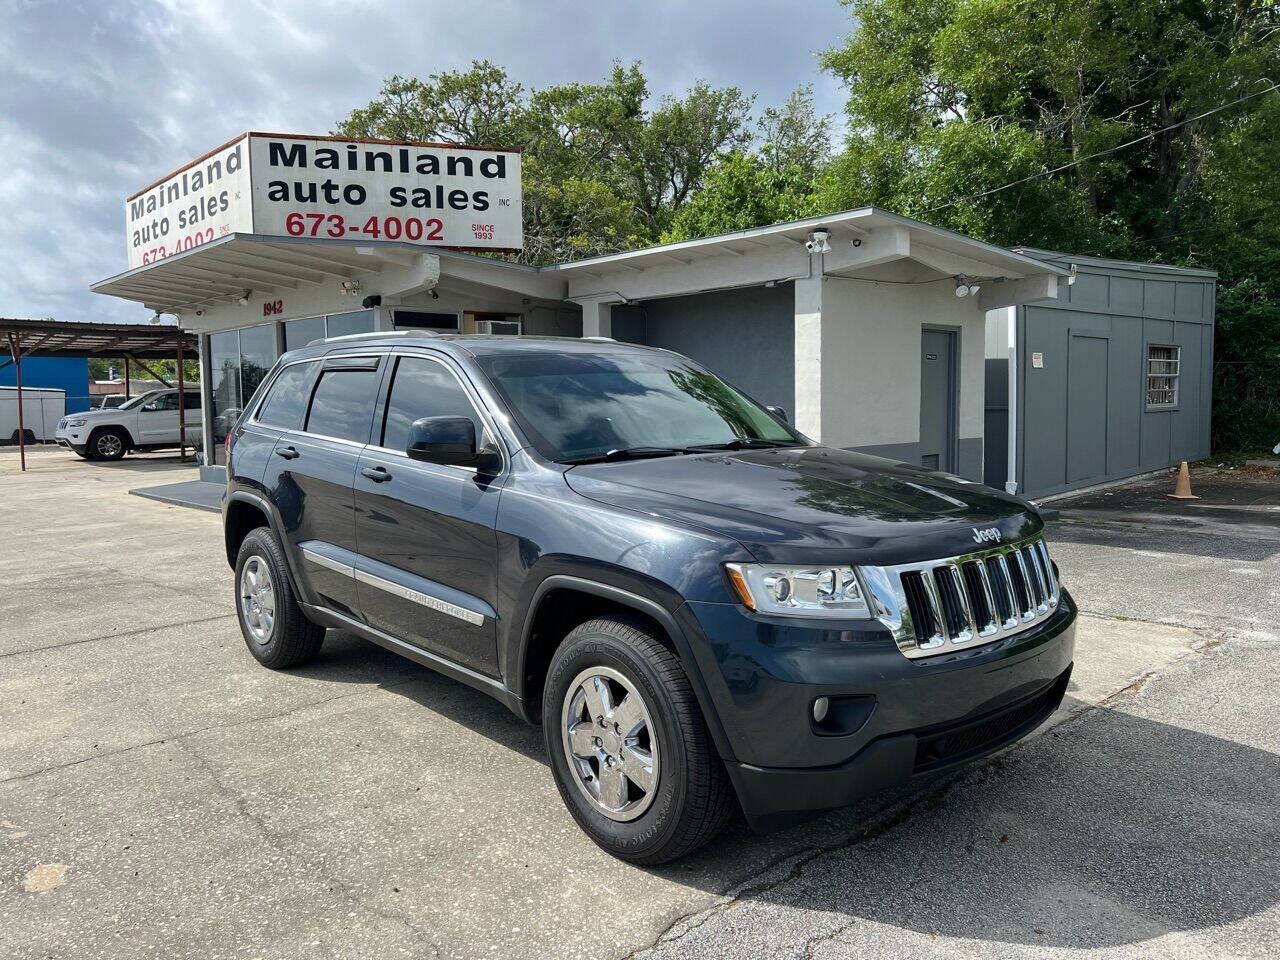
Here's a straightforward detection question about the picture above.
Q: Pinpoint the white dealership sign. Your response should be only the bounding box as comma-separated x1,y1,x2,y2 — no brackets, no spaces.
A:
125,133,523,269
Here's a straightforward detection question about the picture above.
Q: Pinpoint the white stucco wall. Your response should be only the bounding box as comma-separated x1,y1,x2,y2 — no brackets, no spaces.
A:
797,276,987,464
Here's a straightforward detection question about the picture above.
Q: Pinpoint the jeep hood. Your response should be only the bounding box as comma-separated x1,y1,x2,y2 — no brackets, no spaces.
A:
564,446,1042,565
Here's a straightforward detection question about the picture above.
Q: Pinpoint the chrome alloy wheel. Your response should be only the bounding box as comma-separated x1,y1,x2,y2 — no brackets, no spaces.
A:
95,433,122,457
239,556,276,645
561,666,660,822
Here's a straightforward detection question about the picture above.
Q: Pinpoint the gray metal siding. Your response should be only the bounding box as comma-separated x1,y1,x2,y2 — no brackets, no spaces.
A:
614,286,795,411
1010,259,1215,498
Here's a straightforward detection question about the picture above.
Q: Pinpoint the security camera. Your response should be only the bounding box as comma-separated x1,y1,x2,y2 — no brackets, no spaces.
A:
806,229,832,254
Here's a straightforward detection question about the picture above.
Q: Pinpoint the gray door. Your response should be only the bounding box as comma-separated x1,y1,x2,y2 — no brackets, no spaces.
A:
1068,334,1109,483
919,329,957,471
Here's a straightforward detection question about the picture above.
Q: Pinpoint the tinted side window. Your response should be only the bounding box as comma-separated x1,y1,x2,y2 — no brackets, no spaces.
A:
258,362,317,430
305,368,380,443
183,392,201,410
148,394,180,411
381,357,486,453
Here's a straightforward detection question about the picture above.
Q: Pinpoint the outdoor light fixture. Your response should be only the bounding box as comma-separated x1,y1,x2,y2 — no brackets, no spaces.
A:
805,229,832,254
954,276,981,298
340,280,362,296
237,289,252,306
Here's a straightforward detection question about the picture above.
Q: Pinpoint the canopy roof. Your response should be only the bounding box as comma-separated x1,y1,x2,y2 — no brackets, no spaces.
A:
0,318,195,359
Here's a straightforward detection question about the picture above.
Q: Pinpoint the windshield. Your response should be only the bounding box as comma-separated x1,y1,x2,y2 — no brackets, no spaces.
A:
474,350,806,463
117,391,162,411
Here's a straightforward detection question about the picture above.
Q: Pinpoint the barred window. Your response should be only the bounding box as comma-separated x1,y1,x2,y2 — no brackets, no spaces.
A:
1146,344,1180,409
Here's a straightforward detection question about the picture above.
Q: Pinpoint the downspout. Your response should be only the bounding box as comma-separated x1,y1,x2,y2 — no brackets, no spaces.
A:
1005,306,1018,495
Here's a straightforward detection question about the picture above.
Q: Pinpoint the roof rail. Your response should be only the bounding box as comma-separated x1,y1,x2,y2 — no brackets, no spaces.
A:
307,330,425,346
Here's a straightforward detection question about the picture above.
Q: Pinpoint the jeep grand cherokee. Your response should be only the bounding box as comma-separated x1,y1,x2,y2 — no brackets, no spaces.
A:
222,332,1076,864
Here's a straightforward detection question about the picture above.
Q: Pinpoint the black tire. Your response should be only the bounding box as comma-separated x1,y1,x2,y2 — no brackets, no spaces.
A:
89,428,128,461
234,527,326,669
543,615,734,865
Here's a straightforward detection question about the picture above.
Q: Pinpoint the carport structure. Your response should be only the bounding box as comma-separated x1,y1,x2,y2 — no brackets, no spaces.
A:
0,318,196,471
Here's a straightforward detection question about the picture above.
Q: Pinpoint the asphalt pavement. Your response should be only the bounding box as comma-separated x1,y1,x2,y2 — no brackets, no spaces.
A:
2,449,1276,959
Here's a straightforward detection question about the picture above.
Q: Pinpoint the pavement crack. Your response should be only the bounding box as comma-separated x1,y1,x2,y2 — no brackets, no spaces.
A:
627,623,1242,960
176,736,444,954
0,613,237,660
0,676,423,787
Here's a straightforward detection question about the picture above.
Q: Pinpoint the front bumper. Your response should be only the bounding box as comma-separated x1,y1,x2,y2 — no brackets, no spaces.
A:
55,427,85,451
678,589,1077,832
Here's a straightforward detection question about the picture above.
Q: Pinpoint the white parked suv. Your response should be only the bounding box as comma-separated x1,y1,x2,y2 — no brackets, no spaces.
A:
55,387,201,460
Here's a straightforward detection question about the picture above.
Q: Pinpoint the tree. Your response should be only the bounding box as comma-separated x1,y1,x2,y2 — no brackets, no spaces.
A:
336,62,753,258
663,152,817,242
617,81,755,235
757,84,832,180
819,0,1280,451
337,61,528,146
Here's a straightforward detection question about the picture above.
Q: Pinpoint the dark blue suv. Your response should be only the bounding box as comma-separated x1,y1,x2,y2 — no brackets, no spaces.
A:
222,332,1076,864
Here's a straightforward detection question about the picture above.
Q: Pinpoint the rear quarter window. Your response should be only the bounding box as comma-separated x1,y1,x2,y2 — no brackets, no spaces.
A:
257,362,317,430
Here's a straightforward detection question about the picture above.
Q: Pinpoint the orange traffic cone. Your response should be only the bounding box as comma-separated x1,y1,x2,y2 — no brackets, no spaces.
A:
1168,461,1199,500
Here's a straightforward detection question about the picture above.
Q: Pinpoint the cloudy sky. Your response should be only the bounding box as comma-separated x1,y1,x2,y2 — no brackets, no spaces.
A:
0,0,852,325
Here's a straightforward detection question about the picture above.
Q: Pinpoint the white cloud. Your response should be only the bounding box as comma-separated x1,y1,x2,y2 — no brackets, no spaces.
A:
0,0,851,325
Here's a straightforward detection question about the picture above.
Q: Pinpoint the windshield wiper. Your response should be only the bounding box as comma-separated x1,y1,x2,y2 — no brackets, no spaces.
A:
562,446,688,465
682,438,798,452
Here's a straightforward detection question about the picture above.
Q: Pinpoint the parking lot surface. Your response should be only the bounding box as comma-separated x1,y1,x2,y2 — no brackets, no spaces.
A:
2,450,1277,959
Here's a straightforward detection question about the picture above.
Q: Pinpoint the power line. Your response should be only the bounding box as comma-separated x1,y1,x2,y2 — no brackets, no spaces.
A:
926,81,1279,214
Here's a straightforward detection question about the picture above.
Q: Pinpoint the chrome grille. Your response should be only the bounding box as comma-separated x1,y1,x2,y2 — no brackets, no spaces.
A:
860,537,1060,659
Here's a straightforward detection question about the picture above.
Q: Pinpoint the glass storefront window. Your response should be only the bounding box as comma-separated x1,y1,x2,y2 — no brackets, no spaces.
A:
324,310,374,339
284,315,326,351
238,323,278,406
209,330,241,460
204,310,373,464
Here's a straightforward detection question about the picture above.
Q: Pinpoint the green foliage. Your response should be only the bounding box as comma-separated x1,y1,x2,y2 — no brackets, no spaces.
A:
758,84,833,180
664,152,818,242
820,0,1280,452
336,61,753,259
88,357,198,384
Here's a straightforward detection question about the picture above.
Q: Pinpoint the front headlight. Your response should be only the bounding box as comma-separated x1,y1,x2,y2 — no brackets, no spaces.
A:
65,418,88,427
725,563,871,619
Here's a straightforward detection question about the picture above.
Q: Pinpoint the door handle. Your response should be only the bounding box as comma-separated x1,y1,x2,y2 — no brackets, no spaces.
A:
361,465,392,483
275,446,299,460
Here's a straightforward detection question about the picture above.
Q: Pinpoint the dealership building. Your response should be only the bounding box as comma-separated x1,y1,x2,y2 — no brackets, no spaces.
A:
92,133,1215,499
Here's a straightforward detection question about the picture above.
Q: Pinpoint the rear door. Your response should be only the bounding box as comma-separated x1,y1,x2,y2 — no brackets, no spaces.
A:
353,351,503,676
264,353,385,618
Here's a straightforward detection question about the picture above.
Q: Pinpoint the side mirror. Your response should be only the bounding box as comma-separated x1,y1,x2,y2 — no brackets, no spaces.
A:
406,416,501,473
142,401,161,412
766,405,788,423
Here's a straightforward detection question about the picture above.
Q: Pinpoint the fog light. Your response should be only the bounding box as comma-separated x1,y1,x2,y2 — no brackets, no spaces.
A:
812,696,830,723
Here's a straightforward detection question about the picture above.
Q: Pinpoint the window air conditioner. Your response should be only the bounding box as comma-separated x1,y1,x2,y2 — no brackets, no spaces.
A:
475,319,522,335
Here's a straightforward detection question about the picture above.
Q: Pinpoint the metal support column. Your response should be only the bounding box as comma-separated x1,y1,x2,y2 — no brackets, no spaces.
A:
177,337,187,461
6,333,24,472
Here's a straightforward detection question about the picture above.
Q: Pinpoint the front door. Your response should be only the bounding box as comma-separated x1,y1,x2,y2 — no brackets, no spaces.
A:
137,391,181,443
354,352,502,677
919,328,958,471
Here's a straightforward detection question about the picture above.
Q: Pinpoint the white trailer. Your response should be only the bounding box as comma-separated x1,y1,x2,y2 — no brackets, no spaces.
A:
0,385,66,442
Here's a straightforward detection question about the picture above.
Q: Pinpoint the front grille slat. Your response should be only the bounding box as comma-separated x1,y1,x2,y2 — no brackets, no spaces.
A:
962,561,997,635
1007,551,1033,618
877,537,1061,659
